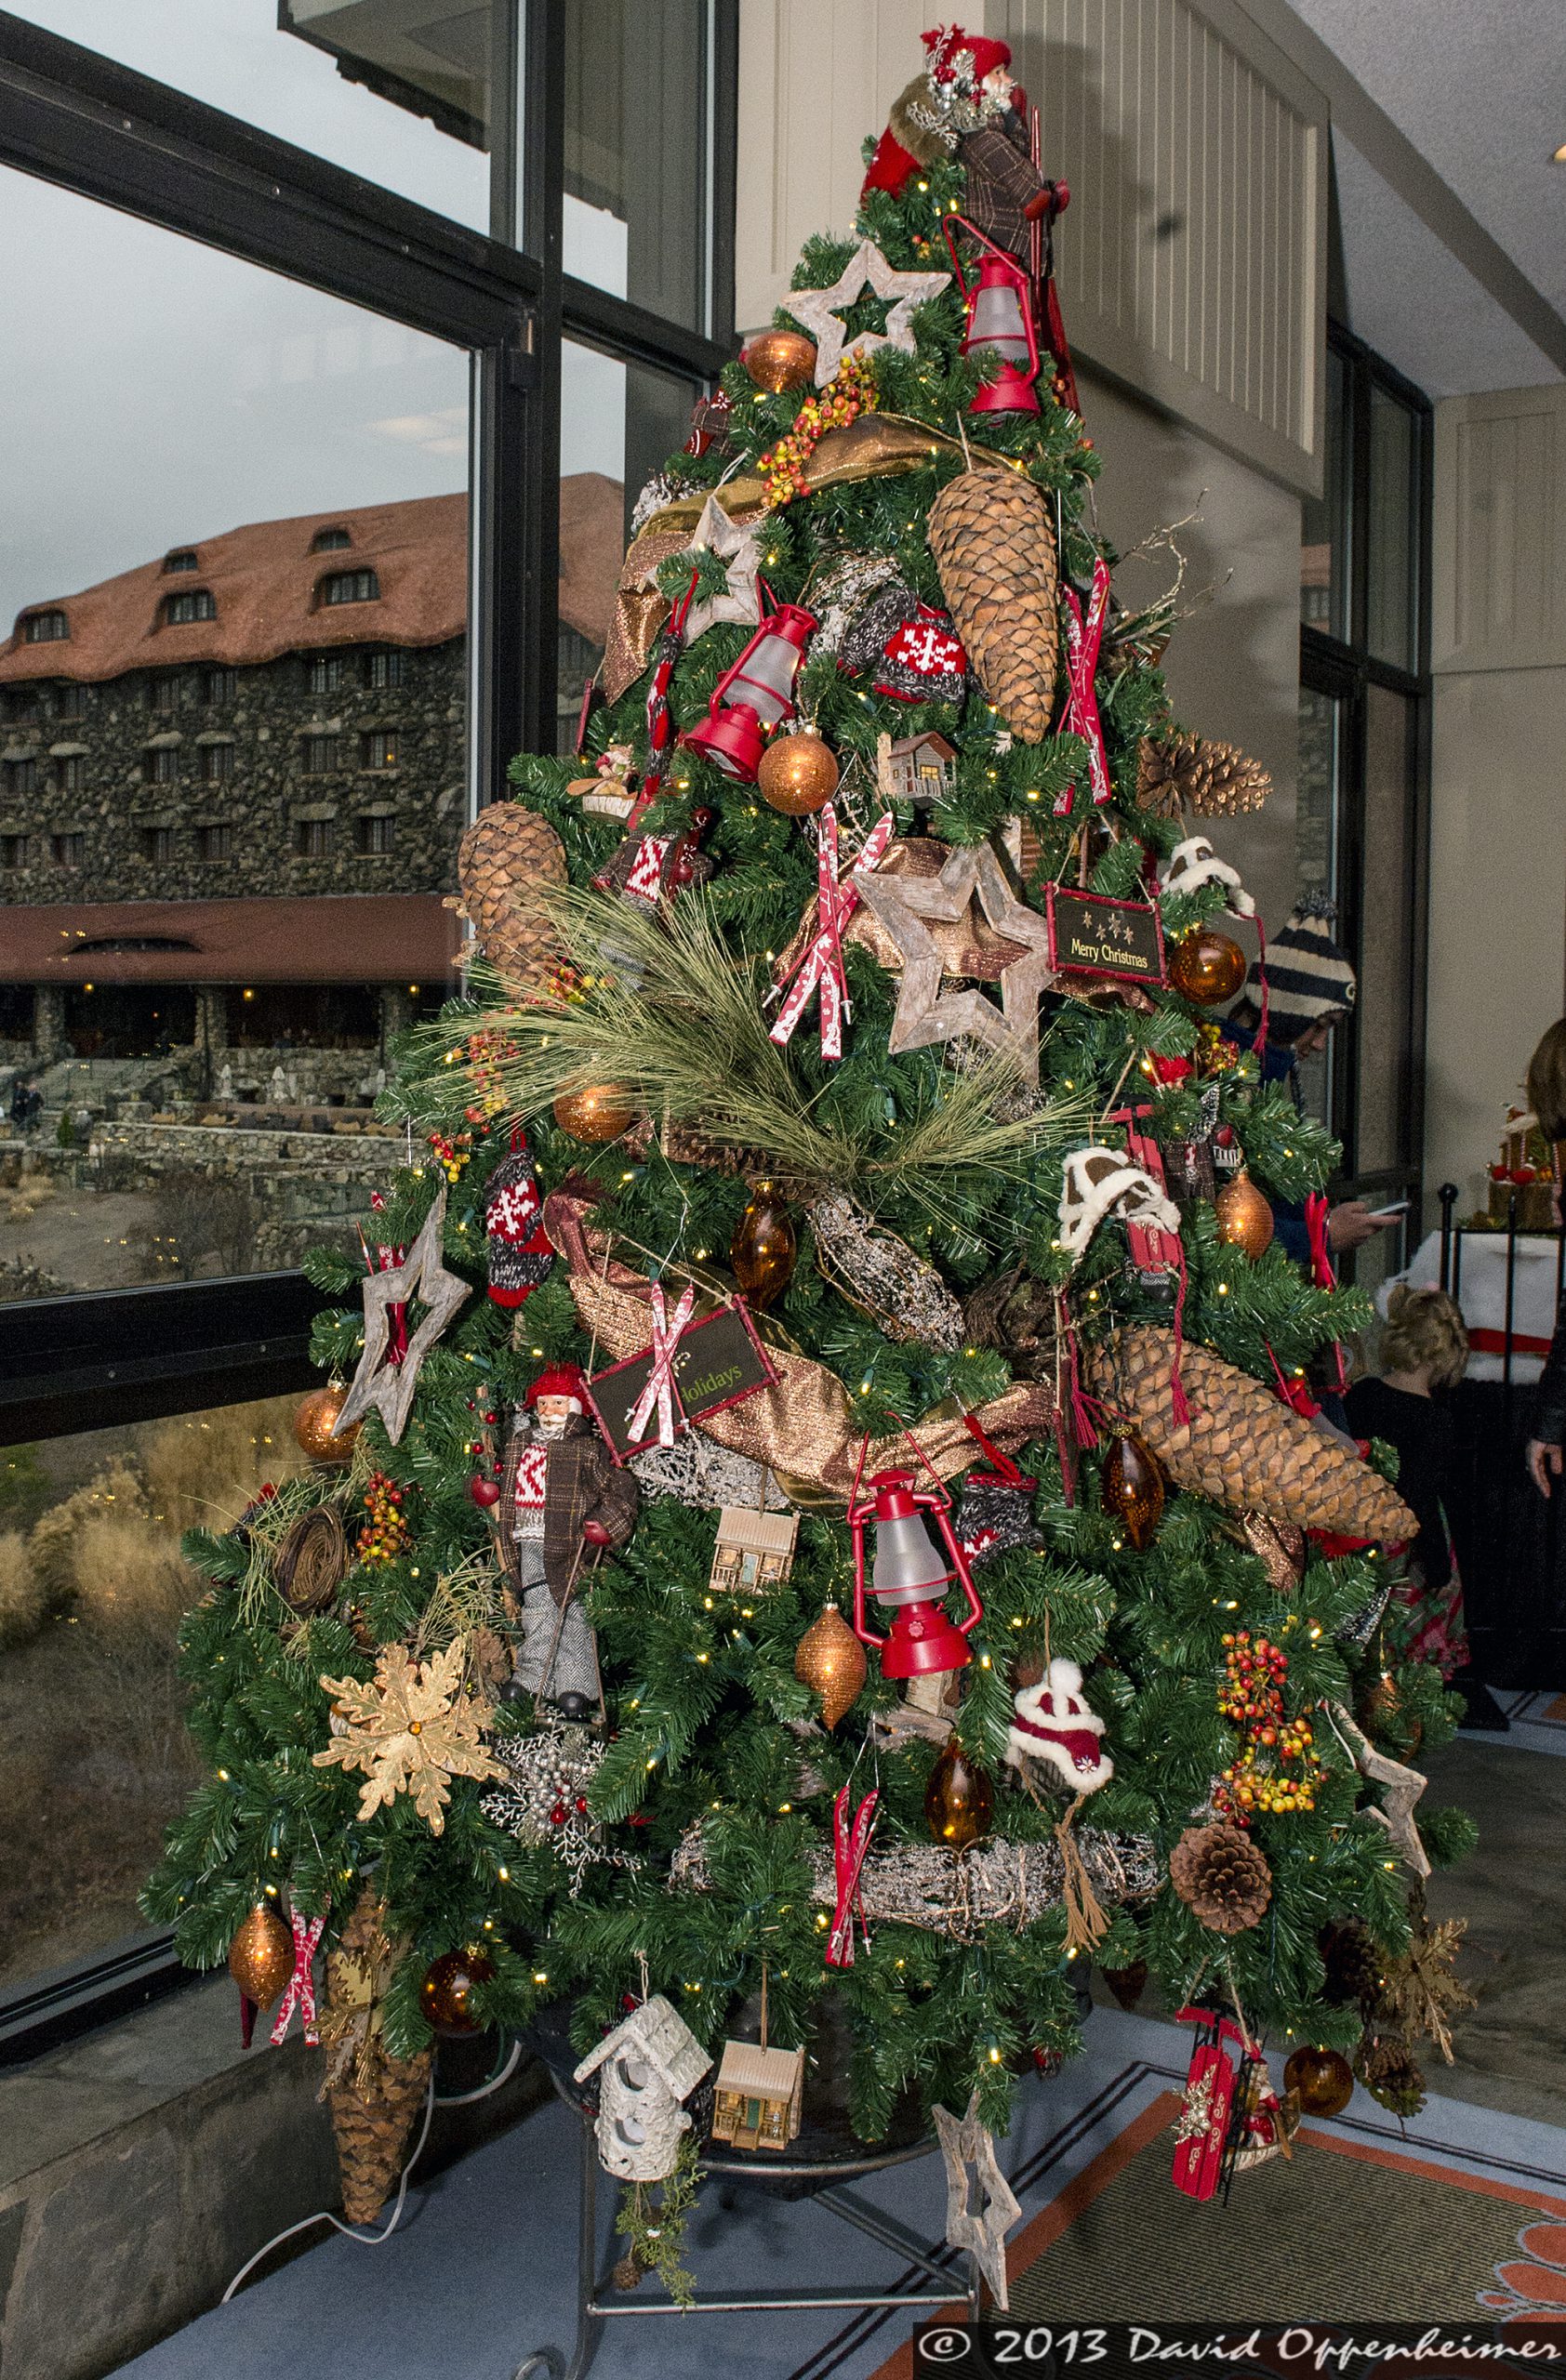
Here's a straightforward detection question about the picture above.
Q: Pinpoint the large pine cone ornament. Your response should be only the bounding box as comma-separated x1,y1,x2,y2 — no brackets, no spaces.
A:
454,801,566,987
1136,733,1270,819
1169,1821,1272,1934
927,461,1058,741
324,1886,432,2224
1085,1328,1416,1539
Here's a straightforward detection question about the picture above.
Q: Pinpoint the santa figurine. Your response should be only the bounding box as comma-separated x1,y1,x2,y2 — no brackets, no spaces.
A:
495,1362,639,1717
863,25,1054,262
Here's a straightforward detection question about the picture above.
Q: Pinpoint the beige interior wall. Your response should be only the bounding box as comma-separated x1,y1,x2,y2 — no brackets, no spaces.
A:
1427,386,1566,1211
1078,364,1303,925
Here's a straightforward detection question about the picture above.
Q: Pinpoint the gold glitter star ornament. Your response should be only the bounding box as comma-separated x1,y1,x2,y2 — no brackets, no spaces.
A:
314,1638,505,1834
783,239,950,385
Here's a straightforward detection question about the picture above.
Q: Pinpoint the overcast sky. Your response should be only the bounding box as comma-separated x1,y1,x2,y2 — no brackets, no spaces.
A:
1,3,627,627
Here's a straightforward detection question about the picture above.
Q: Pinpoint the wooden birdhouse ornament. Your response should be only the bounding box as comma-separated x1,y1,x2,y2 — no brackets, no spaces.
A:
572,1994,712,2182
710,1505,799,1596
710,2039,806,2152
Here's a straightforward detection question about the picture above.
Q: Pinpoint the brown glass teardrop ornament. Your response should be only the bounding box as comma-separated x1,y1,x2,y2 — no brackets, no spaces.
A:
924,1737,994,1852
1100,1432,1165,1550
730,1180,797,1309
794,1602,868,1728
227,1902,294,2012
419,1947,496,2037
1214,1166,1275,1259
1168,926,1247,1006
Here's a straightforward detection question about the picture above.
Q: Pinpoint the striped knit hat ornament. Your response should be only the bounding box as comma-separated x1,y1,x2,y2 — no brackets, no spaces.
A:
1242,893,1355,1040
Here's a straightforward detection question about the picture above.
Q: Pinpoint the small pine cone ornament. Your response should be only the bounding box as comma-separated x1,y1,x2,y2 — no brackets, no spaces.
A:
1357,2035,1427,2118
1168,1820,1272,1935
1320,1917,1385,2015
1085,1328,1416,1540
454,801,567,987
1136,733,1270,820
484,1130,553,1310
927,460,1059,742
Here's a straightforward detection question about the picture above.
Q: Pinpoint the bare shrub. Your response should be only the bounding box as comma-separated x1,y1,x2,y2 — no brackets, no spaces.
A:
130,1170,263,1278
0,1534,47,1646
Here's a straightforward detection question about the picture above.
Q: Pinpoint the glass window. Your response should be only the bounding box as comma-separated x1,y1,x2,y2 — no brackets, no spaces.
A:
164,549,199,574
310,654,346,695
1301,346,1350,639
58,682,87,721
59,755,85,795
558,340,699,739
367,649,405,689
355,811,395,853
361,729,398,768
564,0,715,334
13,1,491,233
1294,685,1346,1130
0,166,468,1295
165,589,217,626
0,1397,308,1989
1355,686,1418,1174
312,526,352,552
296,817,334,856
1367,383,1419,672
302,734,341,774
24,611,69,643
2,834,28,868
322,569,380,606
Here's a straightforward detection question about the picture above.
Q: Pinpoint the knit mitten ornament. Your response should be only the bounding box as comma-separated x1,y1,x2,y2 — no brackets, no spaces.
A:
484,1133,553,1310
1005,1657,1113,1792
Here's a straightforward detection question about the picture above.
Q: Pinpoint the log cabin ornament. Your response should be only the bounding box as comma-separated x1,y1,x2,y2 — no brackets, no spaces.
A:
1004,1658,1113,1792
882,729,958,807
710,1505,799,1596
710,2039,806,2151
573,1995,712,2182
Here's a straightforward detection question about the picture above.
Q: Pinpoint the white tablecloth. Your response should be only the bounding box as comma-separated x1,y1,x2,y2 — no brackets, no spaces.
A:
1382,1229,1562,1384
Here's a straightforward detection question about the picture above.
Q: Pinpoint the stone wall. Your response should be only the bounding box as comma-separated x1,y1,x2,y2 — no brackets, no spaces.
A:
0,637,464,904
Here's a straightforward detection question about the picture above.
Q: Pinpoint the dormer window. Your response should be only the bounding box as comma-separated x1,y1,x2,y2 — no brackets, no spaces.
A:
22,610,68,643
165,589,217,625
320,569,379,606
311,525,352,552
164,549,199,574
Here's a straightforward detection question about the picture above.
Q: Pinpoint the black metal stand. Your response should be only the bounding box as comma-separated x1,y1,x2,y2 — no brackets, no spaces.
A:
512,2069,976,2380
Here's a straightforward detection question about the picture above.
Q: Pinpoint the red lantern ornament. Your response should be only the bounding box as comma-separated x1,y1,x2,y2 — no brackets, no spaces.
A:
945,215,1041,416
680,599,817,784
848,1468,984,1681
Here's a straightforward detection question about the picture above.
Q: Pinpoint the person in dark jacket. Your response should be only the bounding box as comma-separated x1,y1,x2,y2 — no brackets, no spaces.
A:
1522,1018,1566,1495
1220,895,1395,1269
1345,1285,1470,1679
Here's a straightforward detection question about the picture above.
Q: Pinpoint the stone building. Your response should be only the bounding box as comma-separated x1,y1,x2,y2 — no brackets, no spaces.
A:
0,481,621,1073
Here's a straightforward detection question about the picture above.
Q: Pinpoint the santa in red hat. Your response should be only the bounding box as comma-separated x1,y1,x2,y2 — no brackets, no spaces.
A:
492,1361,639,1715
863,24,1056,263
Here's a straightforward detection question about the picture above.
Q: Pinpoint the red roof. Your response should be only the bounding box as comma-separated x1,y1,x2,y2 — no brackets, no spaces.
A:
3,895,461,985
0,478,625,685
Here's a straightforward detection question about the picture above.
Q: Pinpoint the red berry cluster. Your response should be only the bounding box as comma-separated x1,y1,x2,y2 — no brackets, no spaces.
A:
357,1471,411,1565
1214,1628,1320,1820
428,1129,473,1183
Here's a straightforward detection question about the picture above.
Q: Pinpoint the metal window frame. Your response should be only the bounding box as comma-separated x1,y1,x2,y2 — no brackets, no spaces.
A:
0,0,737,2057
1299,321,1433,1259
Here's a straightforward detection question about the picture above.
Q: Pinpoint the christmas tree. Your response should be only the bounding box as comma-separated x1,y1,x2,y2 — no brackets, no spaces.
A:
147,25,1472,2233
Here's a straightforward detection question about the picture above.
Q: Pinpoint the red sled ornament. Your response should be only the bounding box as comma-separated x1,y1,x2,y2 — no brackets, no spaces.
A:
1172,2006,1243,2201
484,1130,553,1310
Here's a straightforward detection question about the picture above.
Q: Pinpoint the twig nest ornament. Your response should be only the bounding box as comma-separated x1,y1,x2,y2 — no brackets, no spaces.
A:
743,329,817,392
1168,1820,1272,1934
419,1948,495,2037
1168,926,1246,1006
294,1382,358,1464
274,1505,350,1613
1282,2043,1354,2116
553,1084,637,1144
924,1736,994,1850
1100,1433,1164,1550
1005,1659,1113,1792
228,1902,294,2011
794,1602,867,1729
757,724,841,815
1214,1168,1275,1259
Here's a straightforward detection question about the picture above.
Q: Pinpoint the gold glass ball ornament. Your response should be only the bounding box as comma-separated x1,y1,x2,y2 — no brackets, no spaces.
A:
742,329,817,393
419,1947,496,2037
794,1602,868,1729
294,1382,358,1464
1282,2043,1354,2117
924,1736,994,1852
756,724,841,817
730,1180,797,1309
1169,926,1248,1007
1100,1432,1165,1550
227,1902,294,2012
1214,1167,1275,1260
552,1084,636,1144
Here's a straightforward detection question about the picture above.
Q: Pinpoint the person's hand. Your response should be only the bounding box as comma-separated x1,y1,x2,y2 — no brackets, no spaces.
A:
581,1518,613,1547
1326,1200,1397,1252
1527,1439,1563,1498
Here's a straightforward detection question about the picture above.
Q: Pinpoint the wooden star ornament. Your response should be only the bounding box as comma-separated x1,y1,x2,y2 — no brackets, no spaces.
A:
333,1184,471,1448
1325,1699,1431,1879
784,238,950,385
857,840,1056,1083
933,2090,1022,2309
683,495,764,641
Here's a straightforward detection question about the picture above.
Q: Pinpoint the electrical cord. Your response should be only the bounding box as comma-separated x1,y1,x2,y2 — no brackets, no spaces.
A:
220,2034,524,2302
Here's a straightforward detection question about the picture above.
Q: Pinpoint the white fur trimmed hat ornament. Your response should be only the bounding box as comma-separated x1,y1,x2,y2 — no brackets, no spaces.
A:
1005,1658,1114,1793
1057,1147,1182,1271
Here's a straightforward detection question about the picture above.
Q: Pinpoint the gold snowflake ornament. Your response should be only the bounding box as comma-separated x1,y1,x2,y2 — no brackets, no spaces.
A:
314,1638,504,1834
